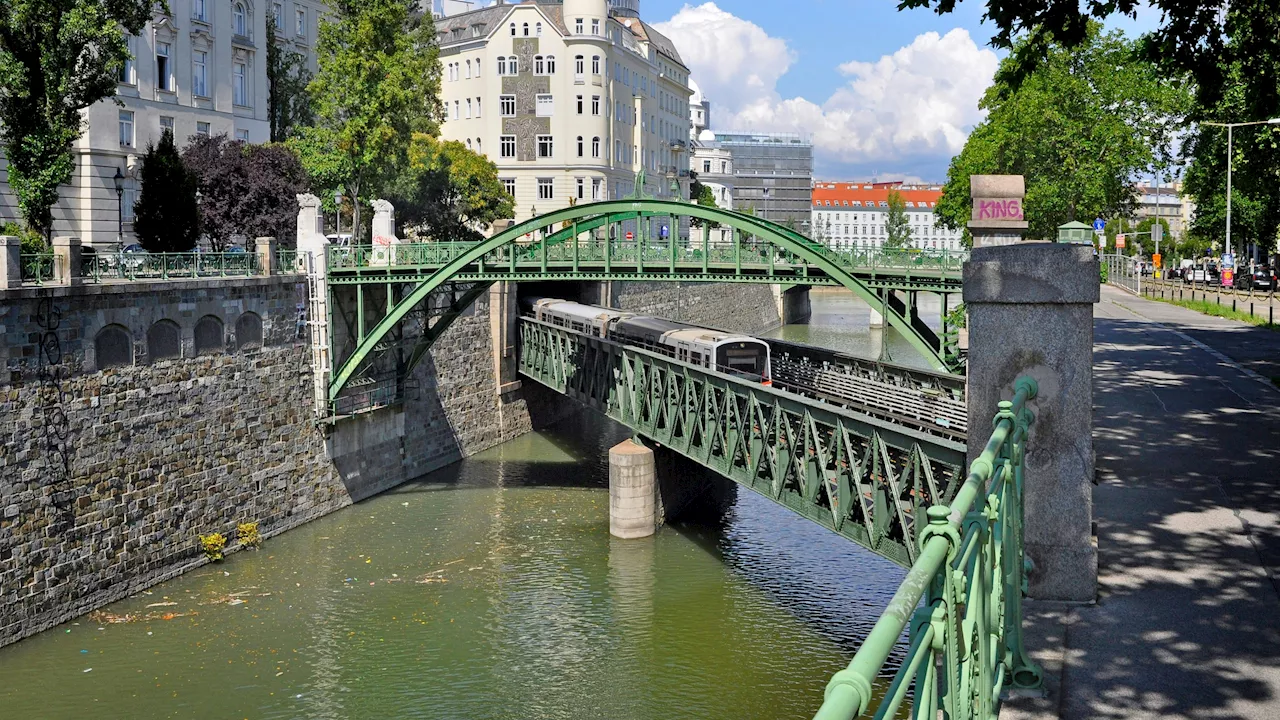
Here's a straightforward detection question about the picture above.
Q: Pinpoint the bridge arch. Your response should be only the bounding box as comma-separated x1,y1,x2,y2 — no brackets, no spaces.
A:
328,199,949,401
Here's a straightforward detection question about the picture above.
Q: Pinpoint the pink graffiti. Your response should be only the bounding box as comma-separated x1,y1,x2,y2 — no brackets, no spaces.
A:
976,199,1024,221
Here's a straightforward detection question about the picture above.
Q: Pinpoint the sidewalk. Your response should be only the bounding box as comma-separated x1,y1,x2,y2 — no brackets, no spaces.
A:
1006,284,1280,720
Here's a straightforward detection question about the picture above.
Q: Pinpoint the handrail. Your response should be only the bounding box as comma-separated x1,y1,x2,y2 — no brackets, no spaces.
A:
814,376,1042,720
20,252,55,284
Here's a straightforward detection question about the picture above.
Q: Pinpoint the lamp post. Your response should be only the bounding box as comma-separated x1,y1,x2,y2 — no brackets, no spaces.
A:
113,167,125,245
1201,118,1280,263
332,190,343,237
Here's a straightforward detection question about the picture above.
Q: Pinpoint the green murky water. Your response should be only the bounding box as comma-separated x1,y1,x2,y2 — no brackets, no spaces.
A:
763,287,944,369
0,290,909,719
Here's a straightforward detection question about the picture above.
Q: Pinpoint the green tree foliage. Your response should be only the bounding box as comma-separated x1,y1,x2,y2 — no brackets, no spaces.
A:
132,130,199,253
883,190,912,251
182,135,308,249
0,0,152,236
266,23,314,143
390,134,513,242
289,0,442,240
935,24,1189,242
688,175,720,229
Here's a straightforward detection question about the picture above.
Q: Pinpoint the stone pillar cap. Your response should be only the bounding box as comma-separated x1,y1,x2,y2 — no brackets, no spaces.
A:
970,175,1025,199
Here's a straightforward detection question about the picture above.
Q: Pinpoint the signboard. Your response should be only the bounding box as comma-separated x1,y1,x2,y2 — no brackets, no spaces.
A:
1222,253,1235,269
1092,218,1106,232
660,224,669,238
1152,253,1162,269
625,231,634,240
1223,269,1235,287
1115,234,1126,249
1098,235,1107,249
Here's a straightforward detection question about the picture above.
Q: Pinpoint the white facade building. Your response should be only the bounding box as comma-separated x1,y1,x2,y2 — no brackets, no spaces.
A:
811,182,964,251
435,0,694,228
0,0,326,248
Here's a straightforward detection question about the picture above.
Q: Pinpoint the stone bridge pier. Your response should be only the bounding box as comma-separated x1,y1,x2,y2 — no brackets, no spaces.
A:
609,439,736,539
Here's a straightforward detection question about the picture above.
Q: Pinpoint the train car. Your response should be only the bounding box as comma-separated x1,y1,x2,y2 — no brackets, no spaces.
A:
611,316,772,384
528,298,631,338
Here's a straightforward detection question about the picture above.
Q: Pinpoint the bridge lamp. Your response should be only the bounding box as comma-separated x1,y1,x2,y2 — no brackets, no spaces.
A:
113,167,125,244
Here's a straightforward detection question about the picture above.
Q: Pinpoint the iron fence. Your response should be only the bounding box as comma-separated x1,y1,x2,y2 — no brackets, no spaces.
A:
1103,253,1140,294
813,377,1042,720
20,252,55,284
276,248,300,274
84,252,259,282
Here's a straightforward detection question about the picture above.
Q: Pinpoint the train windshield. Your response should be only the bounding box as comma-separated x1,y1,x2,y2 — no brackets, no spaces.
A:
717,342,769,380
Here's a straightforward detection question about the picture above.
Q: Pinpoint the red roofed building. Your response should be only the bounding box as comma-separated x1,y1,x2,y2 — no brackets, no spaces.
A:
810,182,963,251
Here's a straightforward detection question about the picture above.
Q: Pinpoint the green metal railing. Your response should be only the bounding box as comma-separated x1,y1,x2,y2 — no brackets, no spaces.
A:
276,248,299,273
84,252,259,282
20,252,56,284
814,377,1042,719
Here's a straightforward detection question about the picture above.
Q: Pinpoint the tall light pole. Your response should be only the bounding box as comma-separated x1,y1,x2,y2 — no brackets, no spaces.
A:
1201,118,1280,263
113,167,125,245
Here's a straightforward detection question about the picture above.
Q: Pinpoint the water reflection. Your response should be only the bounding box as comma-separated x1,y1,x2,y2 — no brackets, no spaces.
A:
764,287,944,369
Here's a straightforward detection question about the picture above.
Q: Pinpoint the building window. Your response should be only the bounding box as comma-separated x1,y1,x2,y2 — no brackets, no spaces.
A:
534,55,545,75
591,95,600,115
466,138,472,150
156,42,172,91
592,55,601,75
591,136,600,158
497,57,506,75
536,94,553,117
535,22,542,37
475,59,481,77
196,121,210,136
576,95,583,114
537,135,553,158
574,55,584,80
591,19,600,35
703,160,711,173
465,98,472,118
576,136,584,157
500,135,515,158
465,59,472,79
193,51,208,97
296,9,306,37
576,177,585,199
160,115,174,133
452,100,459,120
538,178,553,200
592,178,602,200
122,188,136,221
233,62,248,105
522,22,528,36
510,22,516,36
119,35,135,83
193,0,207,21
475,97,481,117
118,110,134,147
272,3,282,29
545,55,555,74
575,17,584,34
720,160,727,173
498,55,517,76
233,3,247,36
500,94,515,116
235,128,250,141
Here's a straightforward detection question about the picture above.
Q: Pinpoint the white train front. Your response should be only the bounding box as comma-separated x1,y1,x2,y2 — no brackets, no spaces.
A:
527,298,772,384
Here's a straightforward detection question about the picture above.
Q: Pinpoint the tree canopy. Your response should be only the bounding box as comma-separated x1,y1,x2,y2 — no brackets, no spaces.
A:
0,0,152,236
883,190,912,250
133,130,200,253
289,0,442,239
182,136,308,250
935,24,1189,241
389,134,513,242
266,23,313,143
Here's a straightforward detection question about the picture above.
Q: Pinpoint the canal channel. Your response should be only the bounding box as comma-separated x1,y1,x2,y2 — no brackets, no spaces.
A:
0,288,931,719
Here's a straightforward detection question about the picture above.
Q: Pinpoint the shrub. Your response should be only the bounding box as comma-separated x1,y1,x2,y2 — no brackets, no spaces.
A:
237,522,261,548
199,532,227,561
134,129,200,252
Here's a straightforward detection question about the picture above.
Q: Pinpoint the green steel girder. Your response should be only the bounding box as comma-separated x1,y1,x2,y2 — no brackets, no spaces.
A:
327,199,958,400
326,270,962,293
517,317,965,567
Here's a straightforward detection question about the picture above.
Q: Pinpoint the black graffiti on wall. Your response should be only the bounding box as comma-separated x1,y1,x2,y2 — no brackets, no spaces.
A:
34,298,75,531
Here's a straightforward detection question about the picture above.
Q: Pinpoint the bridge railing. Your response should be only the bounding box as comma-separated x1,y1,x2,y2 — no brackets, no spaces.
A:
814,376,1042,720
326,238,966,276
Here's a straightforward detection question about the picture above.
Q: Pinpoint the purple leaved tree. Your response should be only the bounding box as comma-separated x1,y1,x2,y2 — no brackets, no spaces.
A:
182,135,308,250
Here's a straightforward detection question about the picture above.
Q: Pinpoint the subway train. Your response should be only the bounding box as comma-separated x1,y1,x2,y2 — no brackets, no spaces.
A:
527,298,772,384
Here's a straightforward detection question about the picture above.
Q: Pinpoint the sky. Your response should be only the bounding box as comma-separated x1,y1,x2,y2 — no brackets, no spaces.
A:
639,0,1165,182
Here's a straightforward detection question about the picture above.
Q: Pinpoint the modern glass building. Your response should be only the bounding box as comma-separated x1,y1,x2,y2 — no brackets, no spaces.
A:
713,132,813,231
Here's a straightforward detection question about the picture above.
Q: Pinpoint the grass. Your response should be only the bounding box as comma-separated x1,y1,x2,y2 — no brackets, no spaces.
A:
1144,290,1280,330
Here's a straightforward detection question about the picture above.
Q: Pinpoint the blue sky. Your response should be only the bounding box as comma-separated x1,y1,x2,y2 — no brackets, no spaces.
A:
642,1,1164,181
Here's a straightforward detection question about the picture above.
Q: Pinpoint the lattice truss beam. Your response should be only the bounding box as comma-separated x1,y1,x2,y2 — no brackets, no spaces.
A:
518,318,966,567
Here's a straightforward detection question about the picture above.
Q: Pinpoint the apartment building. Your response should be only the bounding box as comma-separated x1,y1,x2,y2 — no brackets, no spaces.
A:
811,182,964,251
434,0,694,226
0,0,326,249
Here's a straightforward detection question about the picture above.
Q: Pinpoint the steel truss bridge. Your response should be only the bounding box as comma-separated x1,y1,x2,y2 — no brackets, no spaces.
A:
321,198,965,413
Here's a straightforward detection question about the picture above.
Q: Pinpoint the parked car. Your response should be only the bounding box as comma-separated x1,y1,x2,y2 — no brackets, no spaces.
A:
1184,264,1220,285
1239,267,1277,292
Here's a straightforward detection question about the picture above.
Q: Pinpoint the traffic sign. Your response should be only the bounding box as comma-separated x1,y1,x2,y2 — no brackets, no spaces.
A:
1222,252,1235,269
1115,234,1126,249
660,224,669,238
1152,253,1162,269
1092,218,1106,232
625,231,634,240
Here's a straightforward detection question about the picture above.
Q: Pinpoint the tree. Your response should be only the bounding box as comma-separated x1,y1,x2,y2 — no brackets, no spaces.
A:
132,130,199,253
266,23,313,143
389,134,512,241
883,190,912,251
0,0,152,236
688,174,720,229
183,135,308,249
290,0,443,240
935,24,1189,242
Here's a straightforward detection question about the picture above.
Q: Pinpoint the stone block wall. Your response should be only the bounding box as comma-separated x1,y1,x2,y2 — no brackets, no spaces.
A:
604,281,793,335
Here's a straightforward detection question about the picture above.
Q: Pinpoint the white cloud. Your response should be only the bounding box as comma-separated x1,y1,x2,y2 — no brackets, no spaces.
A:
655,4,1000,177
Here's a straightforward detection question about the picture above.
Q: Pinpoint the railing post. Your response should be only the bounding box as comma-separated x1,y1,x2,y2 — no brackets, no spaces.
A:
256,236,277,275
0,235,19,289
964,183,1099,601
52,236,82,286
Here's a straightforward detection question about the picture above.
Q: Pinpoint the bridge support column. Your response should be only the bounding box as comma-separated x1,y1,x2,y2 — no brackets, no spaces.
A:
964,241,1099,602
609,439,656,539
868,307,884,328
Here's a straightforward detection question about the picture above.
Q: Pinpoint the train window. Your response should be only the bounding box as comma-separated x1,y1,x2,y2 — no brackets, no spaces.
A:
690,351,702,365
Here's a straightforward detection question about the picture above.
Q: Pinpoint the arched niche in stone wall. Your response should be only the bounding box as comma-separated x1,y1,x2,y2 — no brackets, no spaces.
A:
147,319,182,363
194,315,225,355
95,324,134,369
235,311,263,350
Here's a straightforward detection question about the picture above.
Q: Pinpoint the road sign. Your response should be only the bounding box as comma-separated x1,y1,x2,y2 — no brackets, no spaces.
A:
1222,252,1235,269
660,224,669,238
1152,253,1162,269
1115,234,1126,249
625,231,634,240
1092,218,1106,232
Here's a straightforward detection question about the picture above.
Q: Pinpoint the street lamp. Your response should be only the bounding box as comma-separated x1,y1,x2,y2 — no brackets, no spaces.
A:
332,190,343,236
1201,118,1280,263
113,167,125,244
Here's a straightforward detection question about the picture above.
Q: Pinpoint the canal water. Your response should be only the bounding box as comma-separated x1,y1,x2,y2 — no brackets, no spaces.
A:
0,289,914,719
